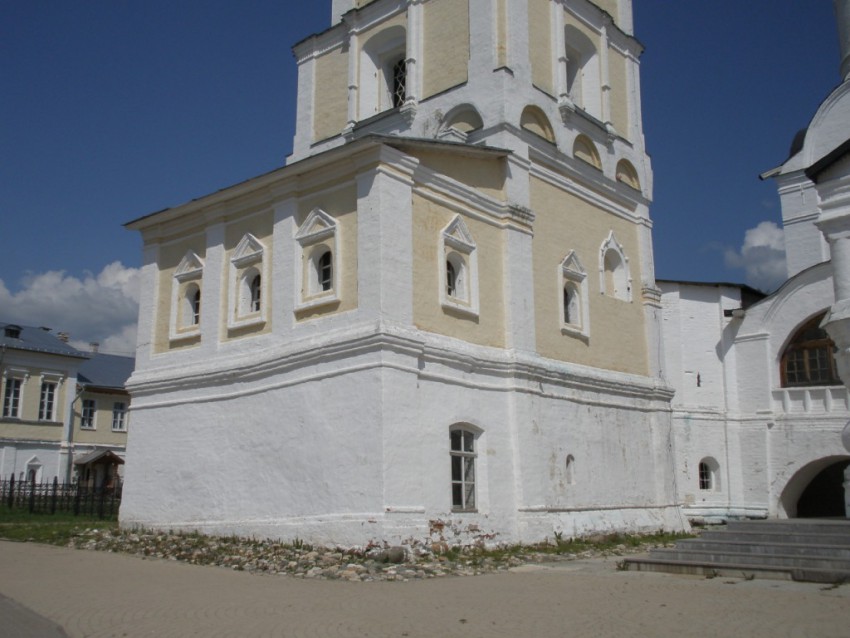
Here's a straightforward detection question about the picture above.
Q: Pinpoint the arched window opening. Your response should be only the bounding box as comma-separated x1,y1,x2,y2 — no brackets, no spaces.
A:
250,274,262,313
359,26,407,118
781,313,840,387
390,57,407,109
565,454,575,485
564,25,600,118
445,253,466,301
181,283,201,329
573,135,601,169
698,457,720,491
318,250,333,292
191,288,201,326
450,427,477,511
698,462,712,490
520,105,555,143
446,260,457,297
616,159,641,190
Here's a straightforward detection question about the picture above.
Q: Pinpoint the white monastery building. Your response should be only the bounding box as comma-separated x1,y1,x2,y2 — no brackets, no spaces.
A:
120,0,850,546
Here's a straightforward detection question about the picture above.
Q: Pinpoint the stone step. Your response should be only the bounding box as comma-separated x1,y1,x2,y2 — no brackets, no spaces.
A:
625,556,849,584
677,538,850,558
699,530,850,546
725,519,850,536
622,519,850,583
648,547,850,571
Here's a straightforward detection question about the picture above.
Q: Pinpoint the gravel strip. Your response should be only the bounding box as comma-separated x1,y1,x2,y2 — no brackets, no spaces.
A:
66,528,675,582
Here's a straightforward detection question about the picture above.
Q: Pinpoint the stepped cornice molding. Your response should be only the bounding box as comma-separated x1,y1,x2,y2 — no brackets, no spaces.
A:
128,321,674,410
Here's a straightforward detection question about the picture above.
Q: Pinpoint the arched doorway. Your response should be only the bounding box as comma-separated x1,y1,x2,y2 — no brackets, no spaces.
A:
780,456,850,518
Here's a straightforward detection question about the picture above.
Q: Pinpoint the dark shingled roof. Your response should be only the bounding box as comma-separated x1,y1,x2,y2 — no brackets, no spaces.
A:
78,353,135,390
0,322,88,359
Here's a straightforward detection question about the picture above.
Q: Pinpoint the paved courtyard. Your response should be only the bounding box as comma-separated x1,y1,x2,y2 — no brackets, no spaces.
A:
0,540,848,637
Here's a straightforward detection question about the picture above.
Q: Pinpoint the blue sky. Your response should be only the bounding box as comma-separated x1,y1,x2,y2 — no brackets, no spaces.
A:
0,1,842,352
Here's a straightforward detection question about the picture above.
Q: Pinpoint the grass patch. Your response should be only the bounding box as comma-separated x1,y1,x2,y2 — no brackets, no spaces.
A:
0,508,117,545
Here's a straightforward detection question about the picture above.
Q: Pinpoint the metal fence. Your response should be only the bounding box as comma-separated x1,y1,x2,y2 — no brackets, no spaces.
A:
0,475,121,519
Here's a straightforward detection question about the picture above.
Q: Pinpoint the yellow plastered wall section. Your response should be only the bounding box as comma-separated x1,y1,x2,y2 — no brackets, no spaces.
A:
412,150,506,200
412,194,505,348
154,234,206,354
1,421,63,442
608,49,629,138
528,0,553,95
222,210,274,340
74,393,129,445
295,184,359,322
531,177,648,375
313,46,350,142
422,0,469,99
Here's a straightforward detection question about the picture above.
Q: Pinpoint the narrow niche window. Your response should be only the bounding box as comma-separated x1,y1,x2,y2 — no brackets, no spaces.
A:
228,233,267,330
599,232,631,302
440,216,479,318
450,427,477,512
295,208,341,311
170,250,204,341
559,251,589,338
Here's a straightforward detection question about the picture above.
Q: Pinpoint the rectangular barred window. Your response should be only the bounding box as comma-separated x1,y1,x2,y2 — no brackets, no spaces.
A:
81,399,96,429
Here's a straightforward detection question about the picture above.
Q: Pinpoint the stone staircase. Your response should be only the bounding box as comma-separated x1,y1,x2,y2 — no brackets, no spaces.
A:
624,519,850,583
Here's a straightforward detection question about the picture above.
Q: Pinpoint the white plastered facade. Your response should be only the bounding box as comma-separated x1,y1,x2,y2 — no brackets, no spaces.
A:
121,0,689,546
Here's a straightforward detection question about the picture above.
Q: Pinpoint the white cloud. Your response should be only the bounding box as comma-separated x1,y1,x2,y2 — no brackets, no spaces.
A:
724,221,787,292
0,262,140,355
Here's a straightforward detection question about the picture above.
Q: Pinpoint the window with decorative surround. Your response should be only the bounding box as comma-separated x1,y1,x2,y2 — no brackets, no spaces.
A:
38,380,57,421
228,233,267,330
2,375,24,419
295,208,340,311
559,251,589,339
599,231,631,302
440,216,479,318
450,427,477,512
170,250,204,341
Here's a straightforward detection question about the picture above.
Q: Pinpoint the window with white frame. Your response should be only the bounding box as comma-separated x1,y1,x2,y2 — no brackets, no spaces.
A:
80,399,96,430
599,232,631,302
228,233,267,330
450,427,477,512
559,251,589,338
38,381,57,421
440,216,479,317
112,402,127,432
295,208,340,311
170,250,204,341
2,377,23,418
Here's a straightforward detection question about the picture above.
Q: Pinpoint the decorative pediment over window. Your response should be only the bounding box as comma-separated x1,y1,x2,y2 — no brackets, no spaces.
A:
296,208,337,246
561,251,586,280
599,231,632,302
232,233,264,268
295,208,341,311
442,215,476,253
560,250,590,339
174,251,204,282
440,215,479,318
